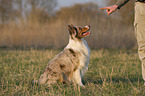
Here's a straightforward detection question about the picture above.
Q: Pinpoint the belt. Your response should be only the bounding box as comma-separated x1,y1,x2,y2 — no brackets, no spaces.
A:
136,0,145,3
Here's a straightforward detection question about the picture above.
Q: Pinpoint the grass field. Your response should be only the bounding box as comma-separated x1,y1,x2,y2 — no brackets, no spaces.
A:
0,49,145,96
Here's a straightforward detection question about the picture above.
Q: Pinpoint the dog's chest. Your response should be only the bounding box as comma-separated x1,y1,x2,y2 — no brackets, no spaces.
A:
79,40,90,68
66,39,90,68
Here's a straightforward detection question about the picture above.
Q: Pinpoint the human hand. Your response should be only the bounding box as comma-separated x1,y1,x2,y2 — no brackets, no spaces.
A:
100,5,118,15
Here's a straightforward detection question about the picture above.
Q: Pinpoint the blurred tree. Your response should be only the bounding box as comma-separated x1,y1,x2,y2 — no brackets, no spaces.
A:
56,3,100,22
0,0,57,24
27,0,57,23
0,0,15,24
25,0,57,14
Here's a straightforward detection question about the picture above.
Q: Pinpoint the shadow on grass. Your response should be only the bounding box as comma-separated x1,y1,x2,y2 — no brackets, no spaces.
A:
84,75,143,85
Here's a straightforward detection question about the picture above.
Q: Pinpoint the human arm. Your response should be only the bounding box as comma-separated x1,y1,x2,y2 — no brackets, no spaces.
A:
100,0,130,15
116,0,130,9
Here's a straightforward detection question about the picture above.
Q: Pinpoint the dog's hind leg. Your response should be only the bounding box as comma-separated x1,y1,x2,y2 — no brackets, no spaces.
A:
44,72,62,85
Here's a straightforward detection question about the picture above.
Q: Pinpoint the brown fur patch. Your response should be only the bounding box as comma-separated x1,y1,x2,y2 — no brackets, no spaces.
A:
60,64,65,69
73,66,78,71
69,49,76,57
47,67,52,72
53,72,57,74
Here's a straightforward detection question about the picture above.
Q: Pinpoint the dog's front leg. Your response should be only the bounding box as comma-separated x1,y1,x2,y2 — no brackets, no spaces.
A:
73,69,85,87
80,66,88,77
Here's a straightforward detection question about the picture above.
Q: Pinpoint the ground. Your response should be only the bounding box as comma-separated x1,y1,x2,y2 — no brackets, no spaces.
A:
0,49,145,95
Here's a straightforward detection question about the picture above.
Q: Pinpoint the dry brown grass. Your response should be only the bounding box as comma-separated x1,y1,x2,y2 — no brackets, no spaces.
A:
0,3,136,49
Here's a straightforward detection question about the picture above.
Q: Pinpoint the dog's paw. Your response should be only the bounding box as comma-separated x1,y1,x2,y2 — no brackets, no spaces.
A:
81,85,86,88
78,83,85,88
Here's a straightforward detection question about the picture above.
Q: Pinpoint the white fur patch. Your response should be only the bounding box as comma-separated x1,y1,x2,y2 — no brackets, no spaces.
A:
66,38,90,74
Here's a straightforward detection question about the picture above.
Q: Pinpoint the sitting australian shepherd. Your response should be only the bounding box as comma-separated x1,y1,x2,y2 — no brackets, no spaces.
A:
34,24,91,87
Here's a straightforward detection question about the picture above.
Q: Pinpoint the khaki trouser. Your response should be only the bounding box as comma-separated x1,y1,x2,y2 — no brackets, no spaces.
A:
134,2,145,81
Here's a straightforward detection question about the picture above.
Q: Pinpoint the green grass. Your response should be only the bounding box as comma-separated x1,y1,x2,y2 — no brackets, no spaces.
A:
0,49,145,96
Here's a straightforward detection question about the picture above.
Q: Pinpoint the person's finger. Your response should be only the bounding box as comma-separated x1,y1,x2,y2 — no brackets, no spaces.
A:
100,7,109,10
107,11,113,15
106,9,110,13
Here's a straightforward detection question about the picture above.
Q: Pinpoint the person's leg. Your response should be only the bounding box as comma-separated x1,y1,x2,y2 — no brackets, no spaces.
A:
142,60,145,85
134,2,145,84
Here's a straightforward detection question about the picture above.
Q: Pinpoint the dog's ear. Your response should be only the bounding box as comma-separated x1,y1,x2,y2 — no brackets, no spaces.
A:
68,24,74,34
68,24,77,39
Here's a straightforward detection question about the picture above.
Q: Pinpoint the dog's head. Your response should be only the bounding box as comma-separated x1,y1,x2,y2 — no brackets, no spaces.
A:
68,24,90,40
